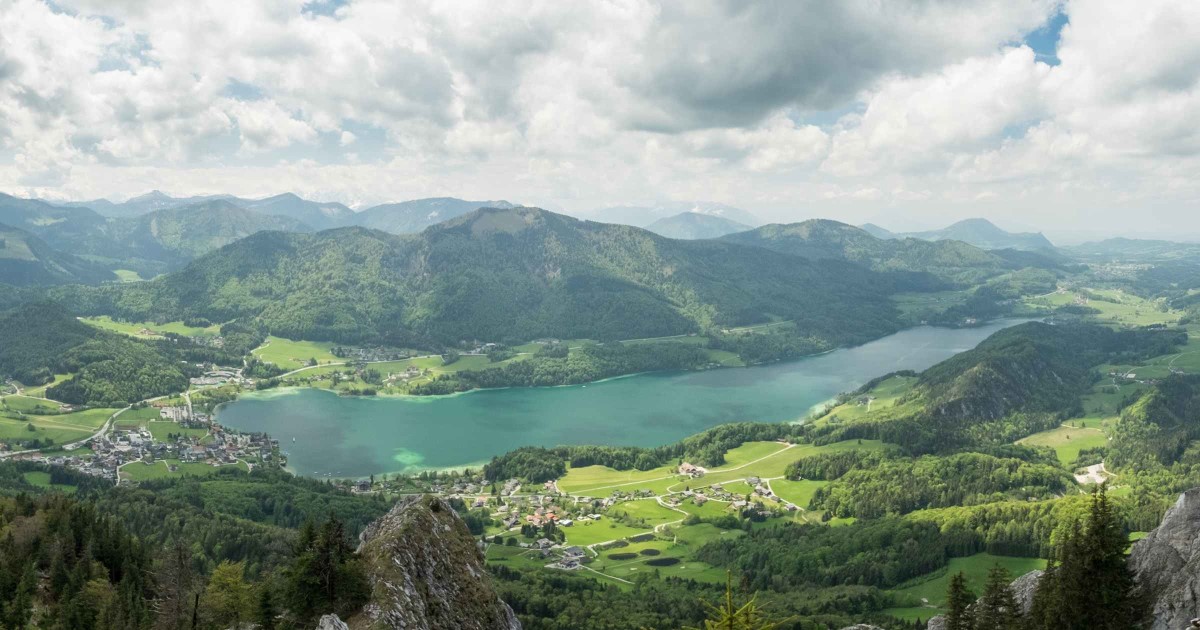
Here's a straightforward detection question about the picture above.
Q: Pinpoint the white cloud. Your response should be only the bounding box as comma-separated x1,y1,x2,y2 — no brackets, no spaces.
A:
0,0,1198,238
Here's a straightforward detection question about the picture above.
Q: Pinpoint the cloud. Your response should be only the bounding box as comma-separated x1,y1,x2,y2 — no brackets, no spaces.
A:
0,0,1198,238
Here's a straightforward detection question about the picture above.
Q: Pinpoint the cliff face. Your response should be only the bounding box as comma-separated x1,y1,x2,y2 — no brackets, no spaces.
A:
1130,488,1200,630
345,494,521,630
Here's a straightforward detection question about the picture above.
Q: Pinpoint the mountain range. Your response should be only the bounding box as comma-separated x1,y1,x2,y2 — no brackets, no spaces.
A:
643,212,751,239
70,206,907,347
862,218,1056,252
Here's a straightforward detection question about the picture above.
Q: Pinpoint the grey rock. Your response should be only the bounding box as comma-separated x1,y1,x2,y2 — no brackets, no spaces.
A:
839,625,887,630
353,494,521,630
1129,488,1200,630
316,614,349,630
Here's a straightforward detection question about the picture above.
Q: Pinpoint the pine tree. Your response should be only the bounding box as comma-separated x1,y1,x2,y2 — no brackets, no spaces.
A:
1028,484,1149,630
973,565,1021,630
945,571,975,630
686,573,793,630
257,586,278,630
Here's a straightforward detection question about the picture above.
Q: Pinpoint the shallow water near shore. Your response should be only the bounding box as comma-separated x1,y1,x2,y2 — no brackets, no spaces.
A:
217,319,1029,478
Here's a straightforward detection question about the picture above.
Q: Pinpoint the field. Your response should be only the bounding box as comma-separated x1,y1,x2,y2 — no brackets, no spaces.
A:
147,421,209,441
20,373,73,398
1019,425,1109,466
1024,288,1181,327
561,518,650,547
253,336,341,369
768,479,828,508
1,395,64,415
119,458,247,482
584,534,728,583
81,316,221,338
22,471,77,493
887,553,1046,614
812,375,921,426
0,406,114,446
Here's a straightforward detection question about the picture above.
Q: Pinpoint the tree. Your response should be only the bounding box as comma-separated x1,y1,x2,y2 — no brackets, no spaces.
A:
945,571,975,630
1028,485,1149,629
686,573,792,630
973,565,1021,630
153,541,199,630
202,561,252,630
257,586,278,630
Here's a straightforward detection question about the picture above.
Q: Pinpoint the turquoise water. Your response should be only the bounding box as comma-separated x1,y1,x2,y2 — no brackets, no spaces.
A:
217,320,1027,478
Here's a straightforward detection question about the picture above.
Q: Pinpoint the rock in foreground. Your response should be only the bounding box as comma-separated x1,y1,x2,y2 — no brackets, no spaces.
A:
348,494,521,630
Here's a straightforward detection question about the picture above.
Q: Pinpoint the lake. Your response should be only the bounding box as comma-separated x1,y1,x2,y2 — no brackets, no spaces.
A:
217,319,1029,478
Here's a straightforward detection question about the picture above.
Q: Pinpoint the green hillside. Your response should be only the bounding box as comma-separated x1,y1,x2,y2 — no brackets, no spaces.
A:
0,222,115,286
65,207,908,347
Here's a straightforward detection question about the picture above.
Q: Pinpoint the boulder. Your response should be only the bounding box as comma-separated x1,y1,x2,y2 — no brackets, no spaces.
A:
316,614,350,630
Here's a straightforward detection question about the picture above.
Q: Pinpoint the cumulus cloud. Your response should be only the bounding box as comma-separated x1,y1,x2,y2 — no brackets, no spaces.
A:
0,0,1198,237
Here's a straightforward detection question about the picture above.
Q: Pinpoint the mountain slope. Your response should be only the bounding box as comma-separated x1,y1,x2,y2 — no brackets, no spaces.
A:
0,193,110,247
906,218,1055,251
721,219,1009,285
238,192,354,229
79,206,904,346
0,223,115,286
350,197,517,234
644,211,751,239
107,200,313,260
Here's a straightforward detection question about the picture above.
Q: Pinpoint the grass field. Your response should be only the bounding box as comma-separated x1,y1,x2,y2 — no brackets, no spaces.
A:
147,421,209,441
119,458,247,482
81,316,221,338
812,375,920,426
253,336,342,369
112,269,144,282
769,479,828,508
889,553,1046,610
1,395,64,414
20,374,72,398
1019,425,1109,466
1025,289,1181,327
608,499,685,528
22,471,77,493
586,535,727,583
561,519,650,547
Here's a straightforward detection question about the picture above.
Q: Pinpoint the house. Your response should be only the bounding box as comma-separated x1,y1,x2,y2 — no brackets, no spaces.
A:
562,546,585,559
535,538,554,549
559,519,573,527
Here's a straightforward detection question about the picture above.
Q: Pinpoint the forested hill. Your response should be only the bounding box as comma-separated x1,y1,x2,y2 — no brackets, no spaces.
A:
57,206,910,346
813,322,1186,453
0,222,115,286
720,219,1023,285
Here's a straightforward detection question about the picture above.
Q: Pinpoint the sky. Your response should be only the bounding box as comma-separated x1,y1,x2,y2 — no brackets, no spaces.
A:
0,0,1198,242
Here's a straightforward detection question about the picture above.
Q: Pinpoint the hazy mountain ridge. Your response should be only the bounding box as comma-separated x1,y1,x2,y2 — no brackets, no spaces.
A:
350,197,518,234
643,211,751,239
720,218,1014,285
861,218,1056,252
586,201,758,228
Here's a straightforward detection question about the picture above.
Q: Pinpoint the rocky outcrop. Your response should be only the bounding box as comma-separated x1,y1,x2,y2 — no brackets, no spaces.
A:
348,494,521,630
839,625,886,630
925,570,1043,630
1130,488,1200,630
317,614,350,630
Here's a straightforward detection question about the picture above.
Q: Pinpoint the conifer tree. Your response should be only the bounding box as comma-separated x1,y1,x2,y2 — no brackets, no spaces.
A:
945,571,975,630
973,565,1021,630
1028,484,1149,630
